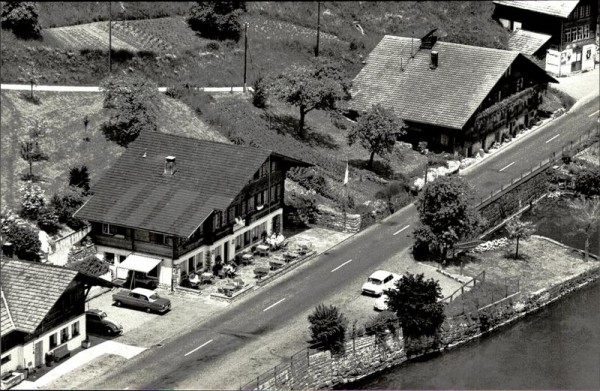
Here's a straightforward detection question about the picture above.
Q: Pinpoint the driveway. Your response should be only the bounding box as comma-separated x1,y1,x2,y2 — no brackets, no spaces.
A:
552,68,599,100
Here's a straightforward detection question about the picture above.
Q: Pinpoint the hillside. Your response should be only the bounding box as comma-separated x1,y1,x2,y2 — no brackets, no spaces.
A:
0,90,225,209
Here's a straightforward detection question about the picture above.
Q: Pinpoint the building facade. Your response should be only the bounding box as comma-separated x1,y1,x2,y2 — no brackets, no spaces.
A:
74,132,309,290
1,259,112,376
493,0,599,76
349,32,557,157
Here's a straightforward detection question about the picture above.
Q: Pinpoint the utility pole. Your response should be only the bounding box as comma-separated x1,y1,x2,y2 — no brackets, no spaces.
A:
315,1,321,57
243,22,248,93
108,1,112,74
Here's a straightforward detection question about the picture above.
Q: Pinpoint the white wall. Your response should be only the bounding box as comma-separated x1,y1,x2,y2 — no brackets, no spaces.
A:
1,345,24,376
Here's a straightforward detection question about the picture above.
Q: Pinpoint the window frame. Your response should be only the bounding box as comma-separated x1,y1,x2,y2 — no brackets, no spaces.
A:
1,355,10,365
72,321,80,337
60,327,70,344
49,333,58,349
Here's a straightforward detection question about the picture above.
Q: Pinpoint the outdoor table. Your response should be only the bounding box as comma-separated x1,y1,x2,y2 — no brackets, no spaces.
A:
200,272,214,284
257,244,270,256
241,254,254,265
188,275,201,288
269,259,285,270
222,283,236,293
254,267,269,279
283,252,298,262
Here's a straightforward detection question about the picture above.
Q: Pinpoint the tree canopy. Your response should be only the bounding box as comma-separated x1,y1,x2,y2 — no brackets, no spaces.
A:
187,1,246,41
20,121,48,181
505,216,536,259
271,60,350,138
386,273,445,338
347,104,404,170
308,304,348,353
568,196,600,262
1,1,41,39
100,74,159,147
414,175,483,260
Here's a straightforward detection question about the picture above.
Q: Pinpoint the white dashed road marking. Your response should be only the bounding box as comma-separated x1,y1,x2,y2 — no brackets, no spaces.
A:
589,109,599,117
263,298,286,312
392,225,411,236
499,162,515,172
331,259,353,272
545,134,560,143
184,339,214,357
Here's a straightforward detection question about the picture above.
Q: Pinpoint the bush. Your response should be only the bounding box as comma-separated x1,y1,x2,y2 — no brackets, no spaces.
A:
5,223,41,261
205,41,220,51
19,182,45,220
365,311,398,343
36,208,61,235
166,85,215,116
251,74,268,109
308,304,348,353
69,165,91,194
574,166,600,196
50,187,86,230
287,167,328,195
187,2,246,41
1,1,41,39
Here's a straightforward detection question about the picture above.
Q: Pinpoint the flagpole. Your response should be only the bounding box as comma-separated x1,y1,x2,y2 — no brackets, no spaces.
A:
343,158,349,231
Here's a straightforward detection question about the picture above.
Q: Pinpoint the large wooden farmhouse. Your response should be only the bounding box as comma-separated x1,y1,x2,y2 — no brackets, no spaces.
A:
349,32,558,157
74,132,309,290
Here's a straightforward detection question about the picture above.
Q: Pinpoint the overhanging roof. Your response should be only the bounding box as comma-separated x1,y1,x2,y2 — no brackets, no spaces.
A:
508,29,552,55
493,1,579,18
119,254,162,274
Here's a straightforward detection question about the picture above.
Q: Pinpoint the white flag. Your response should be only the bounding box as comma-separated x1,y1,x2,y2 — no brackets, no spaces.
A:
343,162,349,185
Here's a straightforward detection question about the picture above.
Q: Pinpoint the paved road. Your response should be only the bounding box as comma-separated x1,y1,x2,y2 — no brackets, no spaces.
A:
82,98,599,390
0,84,252,93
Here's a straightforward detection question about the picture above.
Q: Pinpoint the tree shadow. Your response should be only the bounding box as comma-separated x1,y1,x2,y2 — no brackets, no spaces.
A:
263,113,339,150
502,251,530,262
349,159,394,179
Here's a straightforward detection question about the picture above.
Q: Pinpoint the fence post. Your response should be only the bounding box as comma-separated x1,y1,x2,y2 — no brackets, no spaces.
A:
274,366,277,387
307,349,310,367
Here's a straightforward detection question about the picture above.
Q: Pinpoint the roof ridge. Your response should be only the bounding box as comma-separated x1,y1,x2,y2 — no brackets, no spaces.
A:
141,130,273,154
1,258,80,275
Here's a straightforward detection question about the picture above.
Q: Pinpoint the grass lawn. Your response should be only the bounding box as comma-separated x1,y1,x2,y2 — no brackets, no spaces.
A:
0,90,225,210
429,236,598,296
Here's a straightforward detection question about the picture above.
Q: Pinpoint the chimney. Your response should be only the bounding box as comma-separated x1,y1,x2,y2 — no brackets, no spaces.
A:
164,156,176,175
2,242,14,258
430,51,438,69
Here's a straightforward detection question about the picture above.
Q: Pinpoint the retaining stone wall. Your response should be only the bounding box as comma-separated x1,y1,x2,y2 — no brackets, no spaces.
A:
313,204,361,233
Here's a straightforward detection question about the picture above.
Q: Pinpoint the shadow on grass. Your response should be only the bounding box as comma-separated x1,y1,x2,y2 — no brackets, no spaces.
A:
502,251,531,262
18,92,42,105
264,113,340,150
349,159,394,179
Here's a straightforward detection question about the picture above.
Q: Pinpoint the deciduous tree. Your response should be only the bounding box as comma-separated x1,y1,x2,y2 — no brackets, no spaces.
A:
100,74,159,147
386,273,445,339
19,121,48,181
505,216,536,259
1,1,41,39
568,196,600,262
271,61,349,139
347,104,404,170
187,1,246,41
414,175,483,260
308,304,348,353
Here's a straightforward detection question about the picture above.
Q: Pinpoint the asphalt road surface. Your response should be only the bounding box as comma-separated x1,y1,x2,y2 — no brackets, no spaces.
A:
83,98,599,390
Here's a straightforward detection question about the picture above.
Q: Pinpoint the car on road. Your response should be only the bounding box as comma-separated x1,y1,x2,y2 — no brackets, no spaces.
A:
85,309,123,335
361,270,402,297
112,287,171,314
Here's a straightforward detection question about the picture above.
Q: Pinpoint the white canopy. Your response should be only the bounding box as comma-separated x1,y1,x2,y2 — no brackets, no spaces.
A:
119,254,162,274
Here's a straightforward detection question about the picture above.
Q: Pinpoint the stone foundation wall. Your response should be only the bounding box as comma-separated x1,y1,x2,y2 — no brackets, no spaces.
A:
313,204,361,233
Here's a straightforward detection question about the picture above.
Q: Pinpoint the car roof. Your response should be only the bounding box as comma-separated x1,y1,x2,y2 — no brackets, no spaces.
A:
131,287,156,296
369,270,392,280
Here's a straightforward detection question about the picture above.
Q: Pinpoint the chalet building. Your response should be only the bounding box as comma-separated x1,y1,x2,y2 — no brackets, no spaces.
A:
1,259,113,375
348,32,557,157
493,0,599,75
74,132,309,290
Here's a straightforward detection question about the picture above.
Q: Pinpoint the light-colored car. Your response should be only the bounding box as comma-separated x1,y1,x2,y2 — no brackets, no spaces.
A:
361,270,401,297
112,287,171,314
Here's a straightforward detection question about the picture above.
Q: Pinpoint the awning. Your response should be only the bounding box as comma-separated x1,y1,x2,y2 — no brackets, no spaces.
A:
119,254,162,273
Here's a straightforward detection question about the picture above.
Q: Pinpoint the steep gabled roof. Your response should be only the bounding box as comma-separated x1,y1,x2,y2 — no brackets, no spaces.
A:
1,288,16,336
508,29,553,55
493,1,579,18
75,132,308,238
350,35,556,130
1,259,79,334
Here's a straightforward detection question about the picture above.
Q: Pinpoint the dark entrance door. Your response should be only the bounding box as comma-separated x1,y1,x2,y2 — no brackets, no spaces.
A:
34,340,43,367
223,243,229,262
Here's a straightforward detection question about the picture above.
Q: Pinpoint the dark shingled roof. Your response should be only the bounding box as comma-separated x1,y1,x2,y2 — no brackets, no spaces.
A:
1,259,79,334
1,289,16,336
493,1,579,18
508,29,552,55
75,132,303,238
350,36,556,130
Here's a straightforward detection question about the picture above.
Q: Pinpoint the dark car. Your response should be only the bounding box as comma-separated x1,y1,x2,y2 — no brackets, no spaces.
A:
112,288,171,314
85,309,123,335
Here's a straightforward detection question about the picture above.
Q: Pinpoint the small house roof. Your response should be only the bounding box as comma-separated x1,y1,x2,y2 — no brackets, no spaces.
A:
508,29,553,55
493,1,579,18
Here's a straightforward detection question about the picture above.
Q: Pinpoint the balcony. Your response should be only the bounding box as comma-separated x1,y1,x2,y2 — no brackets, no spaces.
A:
93,234,133,251
233,217,246,233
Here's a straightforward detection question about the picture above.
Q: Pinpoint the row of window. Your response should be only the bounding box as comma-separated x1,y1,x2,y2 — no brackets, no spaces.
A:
564,25,591,43
102,224,173,246
49,322,80,349
213,184,282,230
570,4,591,20
252,160,279,182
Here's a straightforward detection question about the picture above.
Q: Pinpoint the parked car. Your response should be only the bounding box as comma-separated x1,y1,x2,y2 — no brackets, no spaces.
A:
361,270,402,297
112,288,171,314
1,371,25,390
85,309,123,335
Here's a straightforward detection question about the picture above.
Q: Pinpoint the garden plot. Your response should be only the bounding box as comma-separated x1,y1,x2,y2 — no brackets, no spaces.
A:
45,22,138,51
